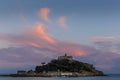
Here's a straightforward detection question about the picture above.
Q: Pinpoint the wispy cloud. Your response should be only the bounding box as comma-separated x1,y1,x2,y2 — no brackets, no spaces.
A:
89,36,120,53
39,7,51,23
90,36,117,42
58,16,67,29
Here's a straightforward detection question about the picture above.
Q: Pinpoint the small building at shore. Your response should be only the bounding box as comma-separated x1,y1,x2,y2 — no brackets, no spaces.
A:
17,70,26,75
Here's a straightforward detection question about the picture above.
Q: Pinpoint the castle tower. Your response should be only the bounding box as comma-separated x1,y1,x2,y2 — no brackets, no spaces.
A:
58,53,73,61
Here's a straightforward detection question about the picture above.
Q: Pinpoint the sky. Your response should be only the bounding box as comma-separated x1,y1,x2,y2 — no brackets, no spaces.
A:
0,0,120,74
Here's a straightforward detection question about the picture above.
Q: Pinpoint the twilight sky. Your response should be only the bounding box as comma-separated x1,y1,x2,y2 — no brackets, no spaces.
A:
0,0,120,74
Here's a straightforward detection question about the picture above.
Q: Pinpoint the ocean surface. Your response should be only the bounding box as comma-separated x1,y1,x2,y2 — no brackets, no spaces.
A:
0,74,120,80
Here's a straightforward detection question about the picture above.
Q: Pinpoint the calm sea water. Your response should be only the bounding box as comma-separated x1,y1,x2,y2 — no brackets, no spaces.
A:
0,75,120,80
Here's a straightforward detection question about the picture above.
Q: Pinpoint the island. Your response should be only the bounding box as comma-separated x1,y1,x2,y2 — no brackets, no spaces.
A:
3,54,105,77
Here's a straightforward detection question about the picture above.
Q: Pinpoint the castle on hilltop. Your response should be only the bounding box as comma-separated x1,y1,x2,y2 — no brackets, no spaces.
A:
58,53,73,61
9,53,104,77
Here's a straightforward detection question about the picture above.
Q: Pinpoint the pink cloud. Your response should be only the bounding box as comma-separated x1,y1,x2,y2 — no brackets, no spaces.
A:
0,23,56,48
0,22,90,56
31,23,56,44
39,7,51,23
58,16,67,29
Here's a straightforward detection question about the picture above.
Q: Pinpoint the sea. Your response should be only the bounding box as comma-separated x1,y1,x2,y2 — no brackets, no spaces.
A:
0,74,120,80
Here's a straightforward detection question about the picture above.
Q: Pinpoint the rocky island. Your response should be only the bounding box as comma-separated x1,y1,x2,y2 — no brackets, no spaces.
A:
6,54,105,77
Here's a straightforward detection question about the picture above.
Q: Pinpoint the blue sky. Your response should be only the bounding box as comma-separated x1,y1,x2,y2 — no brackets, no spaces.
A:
0,0,120,43
0,0,120,74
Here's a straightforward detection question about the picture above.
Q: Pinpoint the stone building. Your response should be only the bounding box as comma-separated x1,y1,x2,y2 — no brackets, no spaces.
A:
17,70,26,75
58,53,73,61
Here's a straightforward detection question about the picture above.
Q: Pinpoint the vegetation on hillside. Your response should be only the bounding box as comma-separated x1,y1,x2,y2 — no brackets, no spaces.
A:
35,59,104,75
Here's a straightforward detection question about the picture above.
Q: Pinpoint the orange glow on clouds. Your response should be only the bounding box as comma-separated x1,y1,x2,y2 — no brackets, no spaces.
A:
0,22,89,57
61,47,86,56
33,23,56,44
58,43,87,56
39,8,51,23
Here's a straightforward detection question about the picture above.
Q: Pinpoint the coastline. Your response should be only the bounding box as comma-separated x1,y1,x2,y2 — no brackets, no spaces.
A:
0,72,106,77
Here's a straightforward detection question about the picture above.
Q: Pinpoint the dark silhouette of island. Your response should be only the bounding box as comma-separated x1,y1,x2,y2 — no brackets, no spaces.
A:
2,54,105,77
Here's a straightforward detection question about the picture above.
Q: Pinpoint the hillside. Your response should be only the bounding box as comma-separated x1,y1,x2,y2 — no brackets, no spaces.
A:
35,54,104,76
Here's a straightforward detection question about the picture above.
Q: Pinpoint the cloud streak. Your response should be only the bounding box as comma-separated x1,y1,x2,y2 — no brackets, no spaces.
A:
90,36,117,42
89,36,120,53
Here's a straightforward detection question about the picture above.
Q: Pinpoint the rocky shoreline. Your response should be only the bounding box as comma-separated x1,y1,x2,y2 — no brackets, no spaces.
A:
1,72,106,77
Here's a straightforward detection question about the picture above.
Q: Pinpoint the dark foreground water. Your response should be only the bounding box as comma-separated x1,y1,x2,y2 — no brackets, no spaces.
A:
0,74,120,80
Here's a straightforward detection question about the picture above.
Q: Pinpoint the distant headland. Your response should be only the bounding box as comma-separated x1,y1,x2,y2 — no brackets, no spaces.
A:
1,54,105,77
